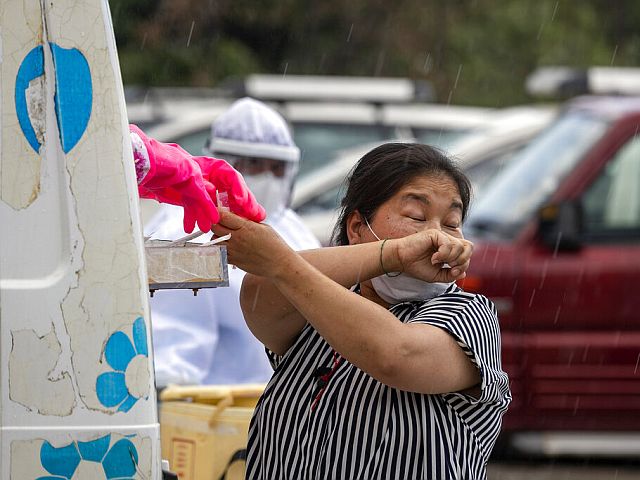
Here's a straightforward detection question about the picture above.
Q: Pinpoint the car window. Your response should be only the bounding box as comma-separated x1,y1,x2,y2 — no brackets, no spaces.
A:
293,123,395,179
170,128,211,155
465,144,527,199
466,112,609,238
412,127,468,150
295,184,345,215
582,134,640,239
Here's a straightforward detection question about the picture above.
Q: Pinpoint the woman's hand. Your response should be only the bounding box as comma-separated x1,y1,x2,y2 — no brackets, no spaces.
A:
211,210,294,278
386,229,473,283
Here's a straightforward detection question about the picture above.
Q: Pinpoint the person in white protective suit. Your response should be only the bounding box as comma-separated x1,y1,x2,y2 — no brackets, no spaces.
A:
145,97,320,387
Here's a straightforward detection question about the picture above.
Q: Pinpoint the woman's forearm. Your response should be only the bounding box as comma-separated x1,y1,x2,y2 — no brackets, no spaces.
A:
265,247,408,379
240,241,391,354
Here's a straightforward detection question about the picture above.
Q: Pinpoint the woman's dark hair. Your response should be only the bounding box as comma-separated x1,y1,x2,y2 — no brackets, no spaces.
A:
331,143,472,246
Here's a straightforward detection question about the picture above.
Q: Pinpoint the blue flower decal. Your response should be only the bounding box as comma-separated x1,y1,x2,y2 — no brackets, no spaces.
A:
37,434,139,479
97,317,149,412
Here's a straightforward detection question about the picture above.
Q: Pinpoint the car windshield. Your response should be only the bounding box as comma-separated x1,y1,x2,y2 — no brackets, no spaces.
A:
465,111,609,239
293,122,395,179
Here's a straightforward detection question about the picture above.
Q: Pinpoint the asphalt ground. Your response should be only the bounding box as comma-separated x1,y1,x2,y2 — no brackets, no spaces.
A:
488,457,640,479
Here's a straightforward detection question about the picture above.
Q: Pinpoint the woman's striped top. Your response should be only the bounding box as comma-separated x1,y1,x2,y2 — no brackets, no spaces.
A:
245,284,511,480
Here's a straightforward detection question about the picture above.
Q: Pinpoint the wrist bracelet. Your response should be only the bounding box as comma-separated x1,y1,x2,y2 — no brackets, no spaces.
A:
380,238,402,277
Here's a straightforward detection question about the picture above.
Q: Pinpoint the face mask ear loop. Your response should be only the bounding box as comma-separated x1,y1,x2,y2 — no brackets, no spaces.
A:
364,216,402,278
364,215,381,241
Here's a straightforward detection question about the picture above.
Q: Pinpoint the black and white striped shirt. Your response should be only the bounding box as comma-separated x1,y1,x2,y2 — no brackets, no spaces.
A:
246,285,511,480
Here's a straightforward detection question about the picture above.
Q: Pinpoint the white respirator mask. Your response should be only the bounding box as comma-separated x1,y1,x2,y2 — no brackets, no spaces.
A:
242,171,289,218
364,217,452,304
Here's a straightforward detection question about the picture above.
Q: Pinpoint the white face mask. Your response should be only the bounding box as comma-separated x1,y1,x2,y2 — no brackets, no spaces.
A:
243,171,289,217
364,217,452,304
371,274,451,304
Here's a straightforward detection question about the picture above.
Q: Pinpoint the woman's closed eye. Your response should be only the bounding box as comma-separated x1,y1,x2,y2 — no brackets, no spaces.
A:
406,215,459,230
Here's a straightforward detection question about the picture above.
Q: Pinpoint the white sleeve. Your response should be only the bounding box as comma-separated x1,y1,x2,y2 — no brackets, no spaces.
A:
149,288,219,387
270,210,321,251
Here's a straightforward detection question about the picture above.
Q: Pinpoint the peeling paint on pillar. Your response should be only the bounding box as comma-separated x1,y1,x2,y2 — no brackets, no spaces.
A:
15,45,46,153
1,0,160,476
47,0,154,414
9,328,76,416
0,0,45,208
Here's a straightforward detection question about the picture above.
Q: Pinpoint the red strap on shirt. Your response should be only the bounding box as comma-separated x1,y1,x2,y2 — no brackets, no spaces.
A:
311,350,342,412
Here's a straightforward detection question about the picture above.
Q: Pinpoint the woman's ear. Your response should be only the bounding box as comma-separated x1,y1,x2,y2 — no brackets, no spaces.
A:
346,210,365,245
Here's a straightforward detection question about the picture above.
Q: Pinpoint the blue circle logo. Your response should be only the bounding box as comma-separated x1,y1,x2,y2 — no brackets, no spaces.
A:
15,43,92,153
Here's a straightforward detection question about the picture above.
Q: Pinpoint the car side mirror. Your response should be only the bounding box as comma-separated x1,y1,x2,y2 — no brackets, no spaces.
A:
538,201,583,252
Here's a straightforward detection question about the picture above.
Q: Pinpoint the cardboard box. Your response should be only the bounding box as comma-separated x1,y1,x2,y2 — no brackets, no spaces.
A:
160,384,265,480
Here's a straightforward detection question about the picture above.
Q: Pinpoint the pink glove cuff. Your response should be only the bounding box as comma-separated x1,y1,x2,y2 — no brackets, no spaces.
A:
130,130,151,185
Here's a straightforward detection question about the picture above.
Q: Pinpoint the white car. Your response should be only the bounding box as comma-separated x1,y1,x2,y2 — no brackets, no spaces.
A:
130,96,494,176
292,105,558,245
131,92,495,225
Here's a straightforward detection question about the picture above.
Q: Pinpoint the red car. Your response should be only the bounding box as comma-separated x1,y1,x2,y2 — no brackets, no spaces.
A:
463,96,640,456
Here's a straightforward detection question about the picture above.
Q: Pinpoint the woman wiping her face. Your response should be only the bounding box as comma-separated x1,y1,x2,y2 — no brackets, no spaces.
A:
212,143,511,480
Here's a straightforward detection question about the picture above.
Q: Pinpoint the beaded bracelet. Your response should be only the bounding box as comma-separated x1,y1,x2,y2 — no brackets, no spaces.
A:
380,238,402,277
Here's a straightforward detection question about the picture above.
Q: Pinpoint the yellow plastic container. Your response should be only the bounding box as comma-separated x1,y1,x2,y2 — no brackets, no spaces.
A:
159,384,265,480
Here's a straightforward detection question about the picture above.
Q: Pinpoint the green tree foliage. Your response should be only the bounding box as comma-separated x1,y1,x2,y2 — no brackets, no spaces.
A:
109,0,640,106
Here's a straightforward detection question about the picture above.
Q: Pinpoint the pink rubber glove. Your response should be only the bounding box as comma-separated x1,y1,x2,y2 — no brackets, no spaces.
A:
130,124,266,232
131,124,219,233
191,156,266,223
